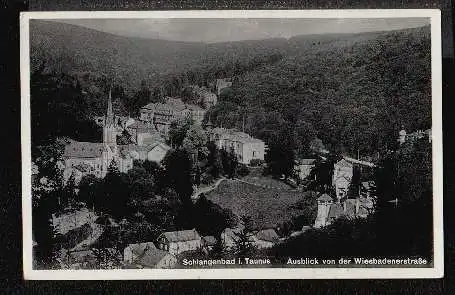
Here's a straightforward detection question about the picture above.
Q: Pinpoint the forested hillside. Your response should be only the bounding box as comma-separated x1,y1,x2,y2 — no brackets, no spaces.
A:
211,26,431,157
30,20,286,91
30,21,431,157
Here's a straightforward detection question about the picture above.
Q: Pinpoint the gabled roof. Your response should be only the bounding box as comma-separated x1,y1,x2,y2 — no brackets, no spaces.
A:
342,156,376,168
161,229,201,243
202,236,217,246
128,121,156,133
255,229,279,243
335,159,354,168
127,242,157,257
63,141,104,159
126,242,171,268
317,194,332,202
296,159,316,165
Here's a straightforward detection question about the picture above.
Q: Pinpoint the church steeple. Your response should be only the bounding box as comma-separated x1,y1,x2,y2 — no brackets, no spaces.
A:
103,87,116,146
105,87,115,127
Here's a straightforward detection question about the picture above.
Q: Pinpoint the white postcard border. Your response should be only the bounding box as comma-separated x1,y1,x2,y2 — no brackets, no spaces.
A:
20,9,443,280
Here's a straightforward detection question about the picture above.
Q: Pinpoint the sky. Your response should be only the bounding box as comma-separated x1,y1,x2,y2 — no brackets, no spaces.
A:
56,18,430,43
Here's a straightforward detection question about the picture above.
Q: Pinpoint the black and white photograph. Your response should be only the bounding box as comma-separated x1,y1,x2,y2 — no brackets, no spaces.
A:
21,10,443,279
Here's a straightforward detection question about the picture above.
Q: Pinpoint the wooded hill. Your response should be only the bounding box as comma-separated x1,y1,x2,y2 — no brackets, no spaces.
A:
30,20,431,157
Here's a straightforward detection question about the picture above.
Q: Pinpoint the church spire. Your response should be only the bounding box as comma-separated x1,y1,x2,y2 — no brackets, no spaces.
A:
103,86,117,146
105,87,114,127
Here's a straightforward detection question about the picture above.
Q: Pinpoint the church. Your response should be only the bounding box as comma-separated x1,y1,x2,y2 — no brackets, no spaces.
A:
62,90,133,184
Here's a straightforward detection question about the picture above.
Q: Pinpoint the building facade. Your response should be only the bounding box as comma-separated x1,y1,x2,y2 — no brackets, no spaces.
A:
208,128,266,165
62,90,133,184
314,193,374,228
156,229,202,255
123,242,177,269
294,158,316,180
139,97,205,138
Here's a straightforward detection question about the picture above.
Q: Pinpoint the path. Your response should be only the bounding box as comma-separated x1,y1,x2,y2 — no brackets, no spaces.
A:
191,177,227,201
71,222,103,251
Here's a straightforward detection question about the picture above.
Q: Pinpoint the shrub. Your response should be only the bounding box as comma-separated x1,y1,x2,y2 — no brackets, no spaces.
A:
237,164,250,177
249,159,264,167
200,173,214,185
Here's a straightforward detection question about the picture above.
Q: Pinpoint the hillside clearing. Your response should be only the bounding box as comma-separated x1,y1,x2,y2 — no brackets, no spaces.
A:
205,178,313,229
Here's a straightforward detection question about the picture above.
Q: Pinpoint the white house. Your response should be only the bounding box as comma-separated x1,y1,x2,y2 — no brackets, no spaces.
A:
156,229,202,255
294,158,316,180
314,194,333,228
208,128,265,165
251,229,280,249
123,242,177,269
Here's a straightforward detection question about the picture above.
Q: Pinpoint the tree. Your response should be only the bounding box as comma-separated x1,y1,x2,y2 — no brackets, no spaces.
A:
123,166,156,202
206,142,223,179
232,215,257,258
309,138,326,155
265,127,296,180
162,149,194,205
182,123,208,162
61,172,77,208
221,148,238,179
192,194,236,237
78,174,102,210
32,193,57,269
168,117,194,148
348,166,362,198
96,160,129,219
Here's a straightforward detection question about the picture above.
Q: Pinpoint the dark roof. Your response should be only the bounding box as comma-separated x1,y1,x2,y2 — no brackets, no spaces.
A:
202,236,217,246
63,141,104,158
128,121,156,133
162,229,201,243
255,229,279,243
297,159,316,165
127,242,170,268
317,194,332,202
328,203,344,219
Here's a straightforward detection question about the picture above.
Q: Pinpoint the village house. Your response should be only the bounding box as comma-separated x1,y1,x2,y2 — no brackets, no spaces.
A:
251,229,280,249
294,158,316,180
332,156,376,201
123,242,177,269
398,128,432,145
139,97,205,138
62,91,133,184
314,193,374,228
215,78,233,96
156,229,202,255
332,159,353,201
126,121,162,146
122,142,171,164
208,128,266,165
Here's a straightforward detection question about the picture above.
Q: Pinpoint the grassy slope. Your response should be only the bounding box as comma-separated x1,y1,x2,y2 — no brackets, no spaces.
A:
205,178,311,229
